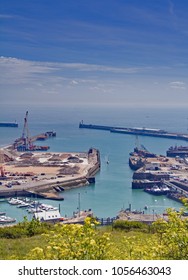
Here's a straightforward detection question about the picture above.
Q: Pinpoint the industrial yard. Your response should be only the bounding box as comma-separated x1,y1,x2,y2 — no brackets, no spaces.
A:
0,147,100,200
0,111,100,200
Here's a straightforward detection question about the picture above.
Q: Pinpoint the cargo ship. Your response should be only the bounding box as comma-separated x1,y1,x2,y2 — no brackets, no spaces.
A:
129,145,156,171
0,122,18,127
166,145,188,157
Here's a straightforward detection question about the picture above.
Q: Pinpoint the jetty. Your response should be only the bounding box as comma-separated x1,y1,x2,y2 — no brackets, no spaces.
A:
79,122,188,141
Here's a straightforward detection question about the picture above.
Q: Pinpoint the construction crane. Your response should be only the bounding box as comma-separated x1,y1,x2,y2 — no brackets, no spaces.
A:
15,111,33,151
21,111,31,150
15,111,50,152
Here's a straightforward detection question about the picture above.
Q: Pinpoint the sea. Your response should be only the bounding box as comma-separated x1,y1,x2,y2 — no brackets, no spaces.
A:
0,104,188,222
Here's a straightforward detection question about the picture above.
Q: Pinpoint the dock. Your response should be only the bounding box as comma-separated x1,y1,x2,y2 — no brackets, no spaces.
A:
79,122,188,141
0,147,100,200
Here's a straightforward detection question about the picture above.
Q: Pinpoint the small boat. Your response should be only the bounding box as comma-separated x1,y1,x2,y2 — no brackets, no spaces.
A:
0,215,16,224
7,198,22,205
144,205,148,210
105,155,109,164
17,202,31,208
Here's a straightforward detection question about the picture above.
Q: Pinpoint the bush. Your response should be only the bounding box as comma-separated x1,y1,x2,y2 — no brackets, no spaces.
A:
0,218,52,239
26,217,111,260
113,220,147,231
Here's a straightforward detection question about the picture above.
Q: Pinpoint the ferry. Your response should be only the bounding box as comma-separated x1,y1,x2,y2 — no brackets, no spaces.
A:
166,145,188,157
144,185,170,195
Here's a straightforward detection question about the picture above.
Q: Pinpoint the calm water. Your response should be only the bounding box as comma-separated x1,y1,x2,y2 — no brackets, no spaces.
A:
0,105,188,221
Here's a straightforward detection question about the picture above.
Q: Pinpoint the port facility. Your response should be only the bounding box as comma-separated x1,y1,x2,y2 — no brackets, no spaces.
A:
0,147,100,200
79,122,188,141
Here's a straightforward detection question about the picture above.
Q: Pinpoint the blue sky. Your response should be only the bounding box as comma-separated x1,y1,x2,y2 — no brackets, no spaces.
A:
0,0,188,108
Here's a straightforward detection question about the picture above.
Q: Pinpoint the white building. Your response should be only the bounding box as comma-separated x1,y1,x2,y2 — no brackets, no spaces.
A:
34,209,61,222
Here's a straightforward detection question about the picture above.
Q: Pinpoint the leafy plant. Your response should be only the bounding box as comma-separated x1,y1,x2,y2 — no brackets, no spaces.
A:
113,220,148,231
26,217,111,260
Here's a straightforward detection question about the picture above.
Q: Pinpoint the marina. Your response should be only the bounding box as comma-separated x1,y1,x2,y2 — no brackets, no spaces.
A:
0,197,62,224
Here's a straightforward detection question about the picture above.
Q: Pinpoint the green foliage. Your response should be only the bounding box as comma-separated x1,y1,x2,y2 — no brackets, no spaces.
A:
0,235,47,260
26,217,111,260
108,232,158,260
0,217,52,239
0,208,188,260
151,209,188,259
113,220,147,231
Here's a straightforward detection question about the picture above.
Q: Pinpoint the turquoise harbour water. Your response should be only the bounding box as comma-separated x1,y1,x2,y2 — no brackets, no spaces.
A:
0,105,188,222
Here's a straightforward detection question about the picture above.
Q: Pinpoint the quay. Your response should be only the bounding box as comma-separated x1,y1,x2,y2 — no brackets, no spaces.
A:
129,147,188,203
0,147,100,200
79,122,188,141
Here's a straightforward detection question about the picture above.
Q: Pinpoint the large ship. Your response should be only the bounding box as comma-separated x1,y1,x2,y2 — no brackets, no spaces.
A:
166,145,188,157
129,145,157,170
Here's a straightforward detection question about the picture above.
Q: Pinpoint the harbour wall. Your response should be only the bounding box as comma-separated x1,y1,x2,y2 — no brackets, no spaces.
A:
87,148,101,177
0,122,18,127
79,123,188,141
132,171,170,181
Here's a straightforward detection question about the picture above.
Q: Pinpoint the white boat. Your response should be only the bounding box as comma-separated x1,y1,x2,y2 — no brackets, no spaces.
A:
17,202,31,208
0,215,16,224
8,198,23,205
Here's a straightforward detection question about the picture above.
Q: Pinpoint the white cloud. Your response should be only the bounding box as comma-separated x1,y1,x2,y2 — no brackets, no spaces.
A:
0,56,151,86
0,56,58,84
0,56,188,108
169,81,186,90
70,80,79,85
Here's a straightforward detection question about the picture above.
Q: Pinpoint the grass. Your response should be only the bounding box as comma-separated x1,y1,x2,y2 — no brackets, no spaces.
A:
0,225,153,260
0,235,47,260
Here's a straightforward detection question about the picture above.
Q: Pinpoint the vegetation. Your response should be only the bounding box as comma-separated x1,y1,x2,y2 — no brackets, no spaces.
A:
0,217,52,238
112,220,148,231
0,204,188,260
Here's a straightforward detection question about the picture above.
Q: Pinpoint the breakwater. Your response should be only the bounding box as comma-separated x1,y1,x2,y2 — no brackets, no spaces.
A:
79,122,188,141
0,122,18,127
